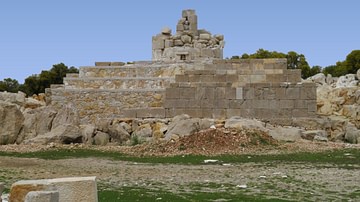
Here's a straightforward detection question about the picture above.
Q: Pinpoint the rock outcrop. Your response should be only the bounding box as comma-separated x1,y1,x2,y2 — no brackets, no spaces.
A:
0,101,24,145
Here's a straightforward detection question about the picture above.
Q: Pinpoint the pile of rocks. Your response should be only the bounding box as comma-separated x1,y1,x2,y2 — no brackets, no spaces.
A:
152,9,224,61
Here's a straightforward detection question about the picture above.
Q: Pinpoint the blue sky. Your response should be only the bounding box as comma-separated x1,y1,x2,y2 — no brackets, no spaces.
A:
1,0,359,83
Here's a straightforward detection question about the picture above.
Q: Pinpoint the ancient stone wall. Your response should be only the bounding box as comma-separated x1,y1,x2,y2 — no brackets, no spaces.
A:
46,9,316,124
47,58,316,124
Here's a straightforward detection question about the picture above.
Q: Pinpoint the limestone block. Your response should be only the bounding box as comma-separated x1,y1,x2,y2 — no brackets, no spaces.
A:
25,191,59,202
174,39,184,46
176,23,184,32
182,9,196,18
152,36,165,50
136,108,165,118
236,87,243,99
10,176,98,202
250,75,266,83
95,62,111,66
164,39,174,48
199,33,211,40
285,87,300,99
214,34,224,41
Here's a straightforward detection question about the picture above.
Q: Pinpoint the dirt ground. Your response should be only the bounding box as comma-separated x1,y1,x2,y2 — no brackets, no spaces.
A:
1,129,360,201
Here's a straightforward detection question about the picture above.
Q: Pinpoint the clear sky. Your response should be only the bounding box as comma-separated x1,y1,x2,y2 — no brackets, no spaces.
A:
1,0,359,83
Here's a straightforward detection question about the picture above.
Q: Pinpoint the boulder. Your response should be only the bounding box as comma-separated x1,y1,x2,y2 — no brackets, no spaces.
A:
0,101,24,145
80,125,96,144
35,107,58,135
336,74,358,88
165,115,201,139
181,35,192,44
224,117,267,132
25,124,83,145
161,27,171,35
93,131,109,146
307,73,326,85
269,127,303,142
108,124,130,143
345,125,360,144
357,68,360,80
133,123,152,139
24,98,45,109
0,91,26,106
51,104,79,130
301,130,328,141
199,33,211,40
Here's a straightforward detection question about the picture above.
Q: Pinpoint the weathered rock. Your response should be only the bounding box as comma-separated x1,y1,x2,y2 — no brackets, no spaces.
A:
336,74,358,88
108,124,130,143
326,74,334,85
0,91,26,106
134,123,152,139
93,131,109,146
224,117,267,132
80,124,96,144
269,127,303,142
10,176,98,202
357,69,360,80
345,125,360,144
34,107,58,135
307,73,326,85
199,33,211,40
152,122,167,139
24,98,45,110
301,130,328,141
51,104,79,130
165,116,200,139
25,191,59,202
0,101,24,145
181,35,192,44
25,125,82,145
161,27,171,35
291,117,329,130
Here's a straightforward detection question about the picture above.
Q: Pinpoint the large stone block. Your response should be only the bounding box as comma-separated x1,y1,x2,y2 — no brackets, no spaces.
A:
285,87,300,99
165,88,180,99
25,191,59,202
10,176,98,202
180,87,196,99
136,108,165,118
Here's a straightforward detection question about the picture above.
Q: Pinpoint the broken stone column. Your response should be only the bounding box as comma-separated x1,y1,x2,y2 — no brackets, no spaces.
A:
25,191,59,202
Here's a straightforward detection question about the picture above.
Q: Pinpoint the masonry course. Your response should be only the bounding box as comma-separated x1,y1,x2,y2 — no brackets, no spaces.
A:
46,10,316,124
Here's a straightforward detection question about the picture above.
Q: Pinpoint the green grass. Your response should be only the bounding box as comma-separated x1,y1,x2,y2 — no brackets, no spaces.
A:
98,186,291,202
0,148,359,167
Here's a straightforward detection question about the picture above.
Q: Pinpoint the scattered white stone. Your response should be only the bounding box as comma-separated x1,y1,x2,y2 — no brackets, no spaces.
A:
281,175,288,178
204,159,219,163
236,184,247,189
156,197,163,200
210,125,216,129
222,163,231,166
259,175,267,179
344,153,352,156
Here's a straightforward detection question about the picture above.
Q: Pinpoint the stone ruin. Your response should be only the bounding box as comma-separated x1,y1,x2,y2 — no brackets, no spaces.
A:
46,9,317,125
152,9,224,61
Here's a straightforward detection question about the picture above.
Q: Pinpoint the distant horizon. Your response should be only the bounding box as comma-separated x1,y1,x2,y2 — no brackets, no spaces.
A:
1,1,359,83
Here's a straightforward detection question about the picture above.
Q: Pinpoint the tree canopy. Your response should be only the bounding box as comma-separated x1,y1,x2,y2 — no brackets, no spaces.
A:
0,63,78,96
231,49,319,78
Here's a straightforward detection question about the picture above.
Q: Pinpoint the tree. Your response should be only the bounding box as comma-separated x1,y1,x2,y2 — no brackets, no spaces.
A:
344,50,360,74
0,78,20,93
21,63,79,96
323,61,347,77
